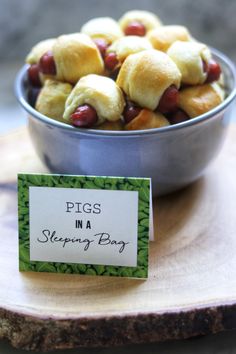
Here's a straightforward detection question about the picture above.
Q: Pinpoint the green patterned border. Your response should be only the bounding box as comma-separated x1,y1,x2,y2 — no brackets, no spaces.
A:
18,174,150,278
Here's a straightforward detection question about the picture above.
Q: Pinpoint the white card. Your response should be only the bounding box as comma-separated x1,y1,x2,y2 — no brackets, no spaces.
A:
29,187,139,267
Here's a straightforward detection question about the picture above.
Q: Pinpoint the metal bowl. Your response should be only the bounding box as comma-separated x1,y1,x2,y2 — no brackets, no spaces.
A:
15,48,236,196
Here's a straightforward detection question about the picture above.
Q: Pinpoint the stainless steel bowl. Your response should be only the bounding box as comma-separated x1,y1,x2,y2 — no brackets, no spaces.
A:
15,49,236,196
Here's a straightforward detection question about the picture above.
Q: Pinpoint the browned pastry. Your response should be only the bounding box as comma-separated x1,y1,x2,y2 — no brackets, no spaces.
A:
107,35,152,62
167,41,212,85
147,25,191,52
25,11,226,131
81,17,123,44
119,10,162,36
26,39,56,87
35,79,73,121
63,74,125,127
39,33,104,84
178,83,224,118
116,49,181,111
26,38,56,65
104,35,153,73
125,109,169,130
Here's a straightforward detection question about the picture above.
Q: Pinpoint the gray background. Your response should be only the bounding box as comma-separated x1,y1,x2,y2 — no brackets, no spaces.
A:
1,0,236,62
0,0,236,352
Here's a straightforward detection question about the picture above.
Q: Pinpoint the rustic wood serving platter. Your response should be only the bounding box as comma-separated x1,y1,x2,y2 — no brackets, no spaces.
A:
0,127,236,352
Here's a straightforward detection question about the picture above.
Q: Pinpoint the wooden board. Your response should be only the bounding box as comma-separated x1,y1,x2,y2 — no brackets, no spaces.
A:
0,127,236,351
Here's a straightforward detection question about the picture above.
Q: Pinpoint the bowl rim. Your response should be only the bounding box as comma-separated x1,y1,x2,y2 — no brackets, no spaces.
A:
15,47,236,138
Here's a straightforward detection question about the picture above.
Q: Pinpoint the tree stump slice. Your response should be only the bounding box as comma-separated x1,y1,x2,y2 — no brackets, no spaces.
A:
0,127,236,351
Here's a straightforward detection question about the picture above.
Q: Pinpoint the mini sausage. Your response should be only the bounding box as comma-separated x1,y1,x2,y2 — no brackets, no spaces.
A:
205,59,221,83
124,22,146,36
39,51,57,75
123,102,142,123
93,38,109,58
27,64,41,87
104,52,119,71
70,104,98,128
157,85,179,114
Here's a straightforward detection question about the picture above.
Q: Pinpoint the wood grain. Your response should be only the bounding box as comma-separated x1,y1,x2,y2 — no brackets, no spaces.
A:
0,127,236,351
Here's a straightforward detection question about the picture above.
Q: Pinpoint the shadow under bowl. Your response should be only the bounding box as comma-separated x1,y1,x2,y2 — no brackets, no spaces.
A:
15,48,236,196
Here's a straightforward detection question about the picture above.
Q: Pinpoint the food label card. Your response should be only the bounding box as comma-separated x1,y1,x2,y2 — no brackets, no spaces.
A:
18,174,152,278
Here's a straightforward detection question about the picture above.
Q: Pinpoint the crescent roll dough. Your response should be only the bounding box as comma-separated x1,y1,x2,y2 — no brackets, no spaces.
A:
147,26,191,52
167,41,212,85
107,36,152,62
35,79,72,121
116,49,181,110
81,17,123,44
178,83,224,118
63,74,125,124
119,10,162,32
26,38,56,64
47,33,104,84
125,109,169,130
